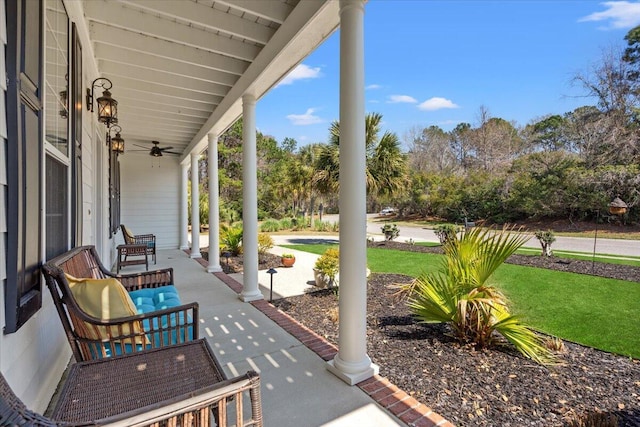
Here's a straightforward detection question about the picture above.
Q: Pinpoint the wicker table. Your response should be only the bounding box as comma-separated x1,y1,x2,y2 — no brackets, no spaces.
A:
116,243,149,273
52,339,227,423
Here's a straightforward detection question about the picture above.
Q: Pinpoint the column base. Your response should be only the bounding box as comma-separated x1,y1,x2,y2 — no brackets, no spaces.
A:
207,264,223,273
180,245,189,250
327,358,379,386
238,290,264,302
190,251,202,259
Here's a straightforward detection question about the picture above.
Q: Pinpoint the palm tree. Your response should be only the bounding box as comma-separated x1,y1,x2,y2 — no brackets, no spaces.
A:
314,113,408,198
405,227,555,364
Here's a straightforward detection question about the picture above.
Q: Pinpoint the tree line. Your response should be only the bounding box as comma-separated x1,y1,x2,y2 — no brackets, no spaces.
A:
195,28,640,226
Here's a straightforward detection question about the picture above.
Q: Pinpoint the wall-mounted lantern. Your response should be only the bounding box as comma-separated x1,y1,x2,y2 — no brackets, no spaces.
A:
109,125,125,155
87,77,118,127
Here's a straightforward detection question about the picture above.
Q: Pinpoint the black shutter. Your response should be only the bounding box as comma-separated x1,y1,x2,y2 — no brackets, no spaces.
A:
5,0,44,333
72,23,83,246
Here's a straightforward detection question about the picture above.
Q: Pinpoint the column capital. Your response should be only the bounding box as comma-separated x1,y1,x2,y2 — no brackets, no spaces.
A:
190,151,200,160
340,0,365,14
242,93,256,105
207,132,219,142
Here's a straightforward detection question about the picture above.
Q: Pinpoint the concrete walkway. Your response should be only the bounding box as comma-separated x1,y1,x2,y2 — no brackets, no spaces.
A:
122,249,450,427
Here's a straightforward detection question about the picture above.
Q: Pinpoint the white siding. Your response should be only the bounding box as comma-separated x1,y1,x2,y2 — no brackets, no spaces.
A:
120,155,181,249
82,125,94,245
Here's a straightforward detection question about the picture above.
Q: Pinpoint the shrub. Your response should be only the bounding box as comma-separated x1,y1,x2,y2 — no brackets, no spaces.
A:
279,217,293,230
314,248,340,286
534,230,556,257
281,253,295,259
220,224,243,256
257,233,274,255
433,224,460,246
313,219,329,232
405,227,555,364
381,223,400,241
260,218,281,232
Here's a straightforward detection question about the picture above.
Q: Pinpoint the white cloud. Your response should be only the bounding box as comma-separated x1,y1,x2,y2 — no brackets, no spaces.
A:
366,84,382,90
286,108,324,125
277,64,322,86
418,97,459,111
579,1,640,29
387,94,418,104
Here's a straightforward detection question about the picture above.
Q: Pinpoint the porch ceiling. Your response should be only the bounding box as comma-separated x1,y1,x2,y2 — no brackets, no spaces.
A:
82,0,339,160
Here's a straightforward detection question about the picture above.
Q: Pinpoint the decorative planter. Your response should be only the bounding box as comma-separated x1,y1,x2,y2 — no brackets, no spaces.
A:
313,269,336,288
281,256,296,267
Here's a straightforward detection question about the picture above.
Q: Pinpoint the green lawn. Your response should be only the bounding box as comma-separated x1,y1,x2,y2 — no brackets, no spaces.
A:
282,243,640,358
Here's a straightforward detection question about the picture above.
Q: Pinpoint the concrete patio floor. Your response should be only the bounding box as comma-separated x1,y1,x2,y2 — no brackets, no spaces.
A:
116,241,454,426
125,248,413,427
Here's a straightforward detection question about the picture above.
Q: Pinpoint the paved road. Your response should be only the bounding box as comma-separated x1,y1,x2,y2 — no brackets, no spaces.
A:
321,214,639,257
194,215,638,258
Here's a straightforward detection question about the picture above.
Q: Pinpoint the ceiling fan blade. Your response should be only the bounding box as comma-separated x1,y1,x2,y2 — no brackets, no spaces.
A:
164,151,181,155
159,146,174,151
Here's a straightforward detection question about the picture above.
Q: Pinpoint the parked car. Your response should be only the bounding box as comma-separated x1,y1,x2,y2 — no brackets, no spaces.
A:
379,207,396,216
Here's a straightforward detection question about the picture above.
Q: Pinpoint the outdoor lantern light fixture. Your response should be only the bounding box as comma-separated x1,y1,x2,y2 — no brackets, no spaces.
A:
87,77,118,127
109,125,125,155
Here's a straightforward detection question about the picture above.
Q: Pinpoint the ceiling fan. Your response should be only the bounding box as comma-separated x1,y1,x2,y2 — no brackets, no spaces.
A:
131,141,181,157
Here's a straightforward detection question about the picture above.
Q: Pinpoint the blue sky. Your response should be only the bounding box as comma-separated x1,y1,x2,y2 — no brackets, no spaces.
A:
256,1,640,149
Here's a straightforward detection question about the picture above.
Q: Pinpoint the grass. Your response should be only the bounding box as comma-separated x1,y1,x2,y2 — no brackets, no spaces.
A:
282,243,640,358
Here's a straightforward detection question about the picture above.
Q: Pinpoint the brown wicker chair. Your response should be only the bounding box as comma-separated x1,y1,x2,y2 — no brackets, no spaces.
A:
120,224,156,264
1,369,263,427
42,245,199,362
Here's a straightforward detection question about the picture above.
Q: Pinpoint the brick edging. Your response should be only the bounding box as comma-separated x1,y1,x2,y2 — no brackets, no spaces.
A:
184,250,453,427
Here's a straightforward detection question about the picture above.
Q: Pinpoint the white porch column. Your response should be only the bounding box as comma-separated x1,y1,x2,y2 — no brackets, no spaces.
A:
207,133,222,272
180,163,189,250
239,94,262,302
328,0,378,385
190,152,201,258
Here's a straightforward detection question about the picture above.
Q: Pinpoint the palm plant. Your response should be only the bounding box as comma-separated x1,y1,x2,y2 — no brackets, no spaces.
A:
406,227,555,364
314,113,408,198
220,223,243,256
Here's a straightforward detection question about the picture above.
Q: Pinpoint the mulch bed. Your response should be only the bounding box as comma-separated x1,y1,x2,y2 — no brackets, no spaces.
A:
267,241,640,427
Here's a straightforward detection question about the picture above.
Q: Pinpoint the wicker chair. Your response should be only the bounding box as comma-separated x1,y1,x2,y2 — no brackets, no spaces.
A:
42,245,198,362
120,224,156,264
1,369,263,427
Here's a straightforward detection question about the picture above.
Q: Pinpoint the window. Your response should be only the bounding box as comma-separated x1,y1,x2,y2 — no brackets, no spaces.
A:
44,0,70,260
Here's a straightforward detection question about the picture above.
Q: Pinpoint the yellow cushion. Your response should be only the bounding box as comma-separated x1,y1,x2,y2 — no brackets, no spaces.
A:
65,274,145,344
124,226,135,242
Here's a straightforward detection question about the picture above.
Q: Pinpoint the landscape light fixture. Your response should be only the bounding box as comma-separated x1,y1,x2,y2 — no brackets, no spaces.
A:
87,77,118,127
267,268,278,302
109,125,125,155
222,251,231,270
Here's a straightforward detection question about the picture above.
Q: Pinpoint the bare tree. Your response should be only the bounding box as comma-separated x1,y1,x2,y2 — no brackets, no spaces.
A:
406,125,457,173
572,46,640,165
468,106,522,172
